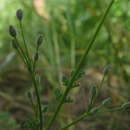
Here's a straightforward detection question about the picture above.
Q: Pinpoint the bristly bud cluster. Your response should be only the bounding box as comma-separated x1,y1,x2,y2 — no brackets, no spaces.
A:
16,9,24,21
36,35,43,47
9,25,17,37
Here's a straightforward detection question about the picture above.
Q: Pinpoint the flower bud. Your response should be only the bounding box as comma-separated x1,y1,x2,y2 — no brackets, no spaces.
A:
90,106,100,114
36,35,43,47
121,102,130,109
16,9,24,21
9,25,17,37
102,97,111,106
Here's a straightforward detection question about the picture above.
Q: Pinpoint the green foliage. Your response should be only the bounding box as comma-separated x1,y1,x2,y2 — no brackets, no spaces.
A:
0,0,129,130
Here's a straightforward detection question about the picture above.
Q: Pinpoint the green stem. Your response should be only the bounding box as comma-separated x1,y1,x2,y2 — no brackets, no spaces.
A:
60,113,89,130
98,107,123,113
61,106,122,130
15,22,43,130
92,74,106,105
46,0,115,129
61,105,123,130
14,39,27,66
15,37,32,71
19,21,31,64
14,41,42,129
31,72,43,130
15,35,43,129
33,46,39,71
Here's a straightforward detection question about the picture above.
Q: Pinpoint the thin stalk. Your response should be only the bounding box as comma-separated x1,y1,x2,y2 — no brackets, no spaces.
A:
15,37,32,71
15,36,43,129
31,72,43,130
60,113,89,130
98,107,123,113
61,106,122,130
33,46,39,71
46,0,115,129
14,39,27,66
92,74,106,105
16,43,43,129
19,21,31,64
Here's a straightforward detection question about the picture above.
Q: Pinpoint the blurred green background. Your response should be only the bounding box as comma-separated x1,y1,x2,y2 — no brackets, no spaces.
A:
0,0,130,129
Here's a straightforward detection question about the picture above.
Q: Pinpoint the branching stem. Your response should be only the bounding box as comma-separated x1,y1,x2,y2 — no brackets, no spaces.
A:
46,0,115,129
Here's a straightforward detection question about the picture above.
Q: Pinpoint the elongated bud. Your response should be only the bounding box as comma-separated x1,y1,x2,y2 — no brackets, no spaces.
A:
121,102,130,109
11,39,18,49
16,9,23,21
9,25,17,37
102,97,111,106
90,106,101,114
34,52,39,61
36,35,43,47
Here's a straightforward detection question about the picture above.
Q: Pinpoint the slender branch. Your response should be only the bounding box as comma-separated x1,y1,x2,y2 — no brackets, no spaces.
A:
46,0,115,129
16,26,43,129
31,72,43,130
15,36,43,129
61,106,123,130
14,39,27,66
33,46,39,71
19,21,32,64
61,73,106,130
92,74,106,105
15,37,30,67
60,113,89,130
